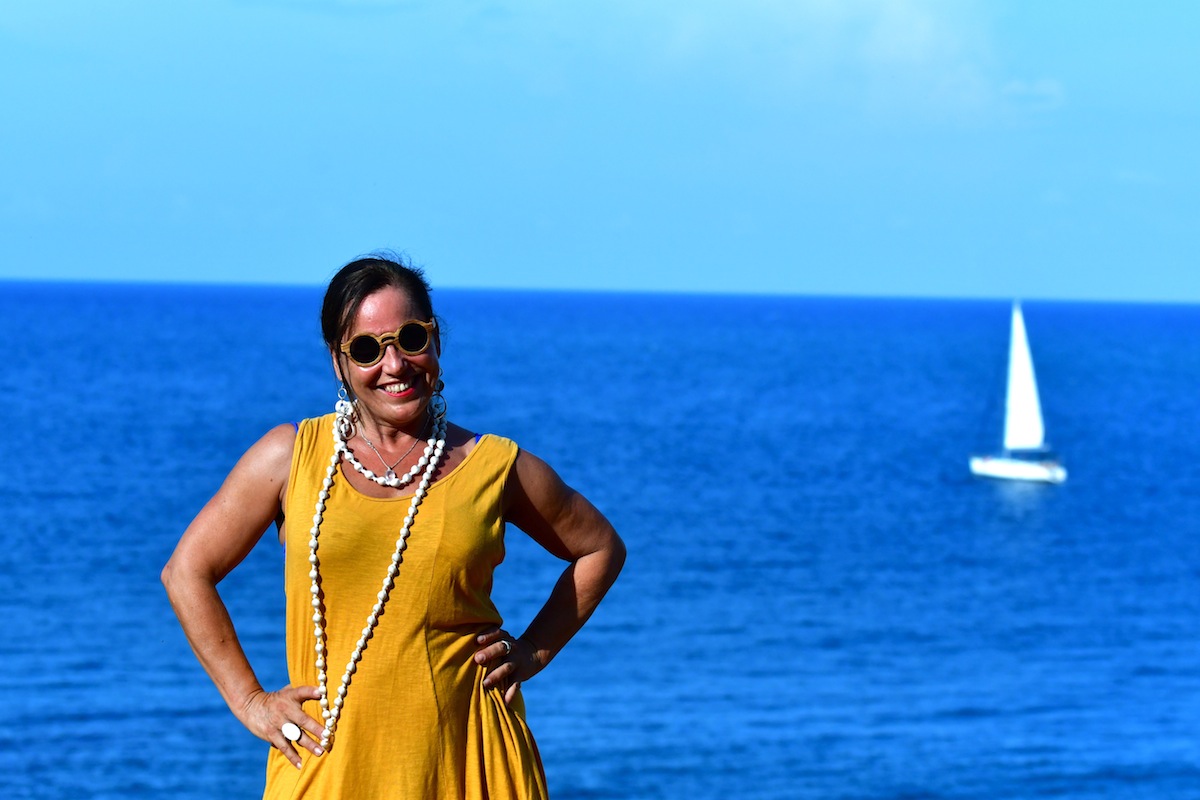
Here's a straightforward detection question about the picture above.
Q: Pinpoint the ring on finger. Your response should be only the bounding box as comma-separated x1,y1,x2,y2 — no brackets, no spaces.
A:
281,722,302,742
499,639,513,656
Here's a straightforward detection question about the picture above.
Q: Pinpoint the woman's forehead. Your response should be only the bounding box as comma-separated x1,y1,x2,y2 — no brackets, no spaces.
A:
350,287,422,329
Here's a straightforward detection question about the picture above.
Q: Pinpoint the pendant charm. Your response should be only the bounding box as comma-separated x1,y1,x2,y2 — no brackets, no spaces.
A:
385,469,396,480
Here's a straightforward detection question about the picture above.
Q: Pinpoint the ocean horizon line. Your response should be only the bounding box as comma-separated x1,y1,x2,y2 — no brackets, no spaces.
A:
2,276,1196,308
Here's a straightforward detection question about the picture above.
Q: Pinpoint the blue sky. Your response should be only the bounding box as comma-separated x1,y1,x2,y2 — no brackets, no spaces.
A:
2,1,1197,300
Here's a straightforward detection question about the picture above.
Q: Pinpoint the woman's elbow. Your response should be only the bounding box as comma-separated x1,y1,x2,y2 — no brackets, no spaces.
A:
606,530,627,578
161,552,200,598
161,557,180,595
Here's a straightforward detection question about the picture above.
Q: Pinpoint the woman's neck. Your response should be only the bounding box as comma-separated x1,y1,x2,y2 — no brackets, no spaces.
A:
356,411,430,449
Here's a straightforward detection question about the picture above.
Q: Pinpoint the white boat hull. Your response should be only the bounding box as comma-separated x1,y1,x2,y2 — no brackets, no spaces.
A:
969,455,1067,484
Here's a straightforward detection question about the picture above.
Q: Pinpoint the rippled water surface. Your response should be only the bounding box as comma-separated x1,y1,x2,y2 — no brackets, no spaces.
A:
4,283,1200,798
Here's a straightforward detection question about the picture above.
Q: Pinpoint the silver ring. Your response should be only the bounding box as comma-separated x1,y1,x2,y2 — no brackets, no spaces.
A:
499,639,512,656
281,722,302,742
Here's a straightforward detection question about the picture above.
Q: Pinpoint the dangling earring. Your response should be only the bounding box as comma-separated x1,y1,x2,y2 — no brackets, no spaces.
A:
430,372,448,423
335,381,357,440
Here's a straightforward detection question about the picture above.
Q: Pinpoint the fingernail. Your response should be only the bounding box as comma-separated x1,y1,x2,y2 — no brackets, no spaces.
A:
315,747,324,756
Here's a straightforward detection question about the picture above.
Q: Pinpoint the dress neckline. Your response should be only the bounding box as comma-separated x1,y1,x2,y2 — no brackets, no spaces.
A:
335,428,491,503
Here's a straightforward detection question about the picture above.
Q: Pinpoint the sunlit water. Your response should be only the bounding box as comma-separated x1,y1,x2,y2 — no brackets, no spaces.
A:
4,284,1200,798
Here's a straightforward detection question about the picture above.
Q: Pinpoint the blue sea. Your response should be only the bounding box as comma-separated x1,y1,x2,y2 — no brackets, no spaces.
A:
4,282,1200,799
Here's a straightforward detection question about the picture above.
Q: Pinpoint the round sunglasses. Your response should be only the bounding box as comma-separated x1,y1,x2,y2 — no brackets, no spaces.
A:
339,319,437,367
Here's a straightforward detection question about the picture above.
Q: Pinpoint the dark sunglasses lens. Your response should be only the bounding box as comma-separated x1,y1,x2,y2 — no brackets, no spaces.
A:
397,323,429,354
348,336,383,365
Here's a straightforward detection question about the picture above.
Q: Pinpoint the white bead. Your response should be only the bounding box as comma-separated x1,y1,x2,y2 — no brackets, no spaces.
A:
322,477,333,489
309,554,318,564
397,539,407,551
363,469,375,479
309,537,319,549
334,696,343,708
312,514,322,525
322,710,331,719
311,598,321,608
315,642,324,652
377,590,388,601
309,569,319,580
316,658,325,669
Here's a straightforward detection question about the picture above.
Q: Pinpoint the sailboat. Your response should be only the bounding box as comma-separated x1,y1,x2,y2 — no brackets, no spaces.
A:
969,302,1067,484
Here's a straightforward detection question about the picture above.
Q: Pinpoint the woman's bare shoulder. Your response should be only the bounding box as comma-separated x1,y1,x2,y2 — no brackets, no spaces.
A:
238,423,299,480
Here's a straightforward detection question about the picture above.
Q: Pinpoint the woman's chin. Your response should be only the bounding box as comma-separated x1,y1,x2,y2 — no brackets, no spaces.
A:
361,391,428,426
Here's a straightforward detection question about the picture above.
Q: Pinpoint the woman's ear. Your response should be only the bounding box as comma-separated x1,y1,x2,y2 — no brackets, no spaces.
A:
330,350,344,383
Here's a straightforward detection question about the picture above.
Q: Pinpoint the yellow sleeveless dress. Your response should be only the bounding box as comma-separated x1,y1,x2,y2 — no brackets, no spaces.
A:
263,413,548,799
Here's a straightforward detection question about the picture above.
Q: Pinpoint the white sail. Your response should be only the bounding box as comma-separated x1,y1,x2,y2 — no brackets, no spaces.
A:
1002,303,1045,451
969,301,1065,483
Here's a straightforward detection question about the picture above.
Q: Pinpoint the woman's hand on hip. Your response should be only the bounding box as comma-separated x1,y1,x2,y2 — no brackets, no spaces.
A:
475,627,545,705
238,685,326,768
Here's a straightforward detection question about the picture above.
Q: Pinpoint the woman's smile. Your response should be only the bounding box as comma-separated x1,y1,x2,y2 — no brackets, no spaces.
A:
380,380,414,397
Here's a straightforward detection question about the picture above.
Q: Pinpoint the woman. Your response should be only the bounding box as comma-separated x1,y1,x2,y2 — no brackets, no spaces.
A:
162,254,625,798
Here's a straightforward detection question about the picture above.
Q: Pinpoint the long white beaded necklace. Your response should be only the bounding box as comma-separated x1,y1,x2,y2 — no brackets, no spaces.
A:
308,398,447,748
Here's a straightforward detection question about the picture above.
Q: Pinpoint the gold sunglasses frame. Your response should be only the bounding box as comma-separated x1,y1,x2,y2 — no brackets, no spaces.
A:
339,319,438,367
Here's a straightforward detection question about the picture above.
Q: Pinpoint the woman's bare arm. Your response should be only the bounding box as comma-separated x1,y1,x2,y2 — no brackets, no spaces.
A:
476,448,626,700
161,424,325,766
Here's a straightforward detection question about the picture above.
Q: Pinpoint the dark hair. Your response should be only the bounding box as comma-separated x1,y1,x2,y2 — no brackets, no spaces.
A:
321,251,437,351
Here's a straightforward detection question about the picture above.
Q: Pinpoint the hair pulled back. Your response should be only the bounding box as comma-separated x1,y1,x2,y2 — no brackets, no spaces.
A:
321,251,437,352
